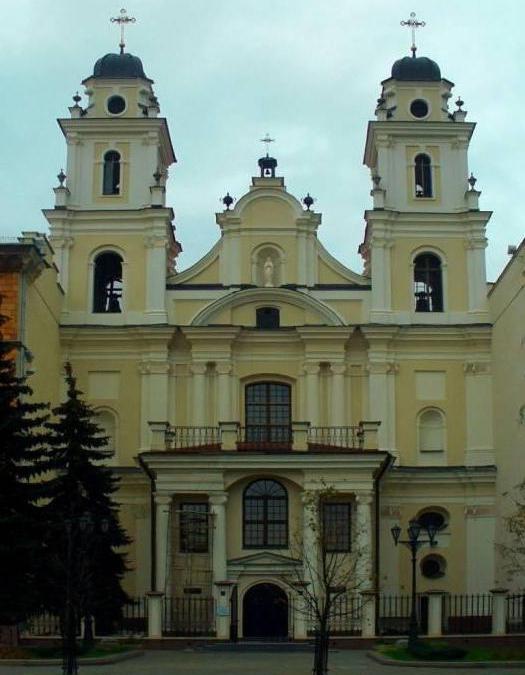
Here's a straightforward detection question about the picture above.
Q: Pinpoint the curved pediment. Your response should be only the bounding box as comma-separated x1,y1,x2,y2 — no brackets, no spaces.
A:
191,287,346,326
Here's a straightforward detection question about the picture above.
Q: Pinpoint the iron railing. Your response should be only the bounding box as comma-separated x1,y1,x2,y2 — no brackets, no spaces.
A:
443,594,492,634
165,426,221,451
507,594,525,633
21,611,62,637
308,426,363,450
163,596,215,636
237,426,292,451
377,594,428,635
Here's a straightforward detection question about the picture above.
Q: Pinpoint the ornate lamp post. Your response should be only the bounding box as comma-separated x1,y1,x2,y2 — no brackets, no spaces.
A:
390,519,437,650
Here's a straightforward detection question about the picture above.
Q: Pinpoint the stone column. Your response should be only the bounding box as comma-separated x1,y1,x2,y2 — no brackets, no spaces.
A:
427,591,445,637
355,492,374,590
216,362,232,422
145,235,168,321
191,363,207,426
210,492,229,639
330,363,346,427
360,590,377,638
154,493,172,593
491,588,508,635
146,591,164,638
304,363,320,427
293,585,309,639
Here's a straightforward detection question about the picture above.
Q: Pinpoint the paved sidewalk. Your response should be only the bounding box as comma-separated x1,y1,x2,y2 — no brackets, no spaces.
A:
2,649,525,674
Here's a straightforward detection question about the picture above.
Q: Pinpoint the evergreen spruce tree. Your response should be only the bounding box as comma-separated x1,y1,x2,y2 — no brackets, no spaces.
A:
42,362,129,649
0,305,49,643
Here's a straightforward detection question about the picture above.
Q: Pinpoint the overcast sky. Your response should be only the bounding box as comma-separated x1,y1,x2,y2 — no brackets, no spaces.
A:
1,0,523,281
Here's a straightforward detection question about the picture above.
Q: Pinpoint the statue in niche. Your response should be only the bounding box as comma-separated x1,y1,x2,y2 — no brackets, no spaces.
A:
263,256,274,287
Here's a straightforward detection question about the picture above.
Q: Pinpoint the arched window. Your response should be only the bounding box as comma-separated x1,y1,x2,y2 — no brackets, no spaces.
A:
414,253,443,312
245,382,291,444
418,409,445,453
243,479,288,548
95,409,117,458
93,252,123,313
103,150,121,195
414,153,432,198
256,307,280,329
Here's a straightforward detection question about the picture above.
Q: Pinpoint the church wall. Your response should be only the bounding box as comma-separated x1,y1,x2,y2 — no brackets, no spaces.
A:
0,272,19,339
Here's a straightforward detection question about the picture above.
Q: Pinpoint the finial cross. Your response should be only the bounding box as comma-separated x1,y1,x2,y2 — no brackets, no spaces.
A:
400,12,425,56
111,8,136,54
260,133,275,156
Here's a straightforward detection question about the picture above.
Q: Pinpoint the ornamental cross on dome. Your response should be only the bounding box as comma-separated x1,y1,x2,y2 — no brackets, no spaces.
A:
260,133,275,157
400,11,426,57
111,8,136,54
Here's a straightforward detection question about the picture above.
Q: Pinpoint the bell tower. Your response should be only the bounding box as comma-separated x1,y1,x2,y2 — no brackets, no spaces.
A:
45,10,180,324
360,14,491,324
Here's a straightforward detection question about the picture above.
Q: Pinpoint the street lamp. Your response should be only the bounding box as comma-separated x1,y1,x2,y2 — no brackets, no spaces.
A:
390,519,437,650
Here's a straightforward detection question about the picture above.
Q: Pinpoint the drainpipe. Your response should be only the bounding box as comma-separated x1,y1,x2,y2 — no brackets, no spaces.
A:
137,454,157,591
374,453,394,635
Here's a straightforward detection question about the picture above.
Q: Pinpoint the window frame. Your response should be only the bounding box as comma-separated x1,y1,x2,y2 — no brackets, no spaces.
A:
179,502,209,554
414,153,433,198
322,502,352,553
256,306,280,329
243,479,288,549
413,252,444,313
102,149,121,196
245,381,292,444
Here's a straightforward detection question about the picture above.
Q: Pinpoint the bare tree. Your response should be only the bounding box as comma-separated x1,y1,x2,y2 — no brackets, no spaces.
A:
500,480,525,584
280,484,371,675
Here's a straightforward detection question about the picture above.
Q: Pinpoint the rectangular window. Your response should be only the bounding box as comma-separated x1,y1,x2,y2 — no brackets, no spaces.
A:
322,503,351,552
179,503,209,553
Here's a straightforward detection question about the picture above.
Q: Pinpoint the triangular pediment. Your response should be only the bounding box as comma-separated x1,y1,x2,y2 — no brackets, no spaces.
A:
228,552,301,569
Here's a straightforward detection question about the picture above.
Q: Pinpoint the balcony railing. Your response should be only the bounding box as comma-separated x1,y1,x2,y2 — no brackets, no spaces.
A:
308,426,363,450
149,420,380,453
165,426,221,451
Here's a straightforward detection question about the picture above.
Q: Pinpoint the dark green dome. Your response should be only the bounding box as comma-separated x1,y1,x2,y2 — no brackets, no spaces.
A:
391,55,441,82
92,52,149,80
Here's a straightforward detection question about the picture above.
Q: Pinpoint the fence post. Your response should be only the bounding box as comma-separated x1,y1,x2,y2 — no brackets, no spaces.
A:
148,421,169,451
147,591,164,638
214,582,232,639
490,588,508,635
219,422,239,451
292,422,310,451
360,590,376,638
426,591,444,637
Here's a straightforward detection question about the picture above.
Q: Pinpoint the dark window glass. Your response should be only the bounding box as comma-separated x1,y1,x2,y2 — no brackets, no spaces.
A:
417,511,446,531
410,99,429,118
414,253,443,312
414,153,432,197
323,503,351,552
420,555,446,579
107,95,126,115
180,503,209,553
93,252,123,313
243,479,288,548
245,382,291,443
256,307,280,329
103,150,121,195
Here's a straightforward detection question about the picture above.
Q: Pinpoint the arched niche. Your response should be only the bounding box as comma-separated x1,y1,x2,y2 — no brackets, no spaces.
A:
251,244,285,287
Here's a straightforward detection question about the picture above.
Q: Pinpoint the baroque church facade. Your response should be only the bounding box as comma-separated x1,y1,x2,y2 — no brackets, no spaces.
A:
3,34,521,640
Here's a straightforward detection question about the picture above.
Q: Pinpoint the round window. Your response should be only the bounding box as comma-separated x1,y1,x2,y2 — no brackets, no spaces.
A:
421,554,446,579
417,510,447,531
410,99,429,118
107,95,126,115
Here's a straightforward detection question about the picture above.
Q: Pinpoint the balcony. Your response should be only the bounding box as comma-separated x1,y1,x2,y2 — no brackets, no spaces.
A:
149,420,380,453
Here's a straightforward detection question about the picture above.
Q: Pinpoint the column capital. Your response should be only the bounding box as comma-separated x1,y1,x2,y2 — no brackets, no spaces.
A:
330,363,346,376
190,362,208,375
303,362,320,375
209,492,228,506
355,491,374,506
216,362,232,376
154,492,173,506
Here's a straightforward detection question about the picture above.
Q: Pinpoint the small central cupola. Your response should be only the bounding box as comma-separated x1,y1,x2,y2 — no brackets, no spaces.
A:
257,134,278,178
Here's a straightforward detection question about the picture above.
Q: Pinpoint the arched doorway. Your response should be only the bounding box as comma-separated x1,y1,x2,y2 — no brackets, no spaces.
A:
243,583,288,640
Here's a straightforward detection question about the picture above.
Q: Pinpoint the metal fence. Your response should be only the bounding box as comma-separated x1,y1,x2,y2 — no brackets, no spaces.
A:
507,594,525,633
21,611,62,637
377,594,428,635
165,426,221,451
443,594,492,634
163,596,215,636
308,426,363,450
330,593,362,635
